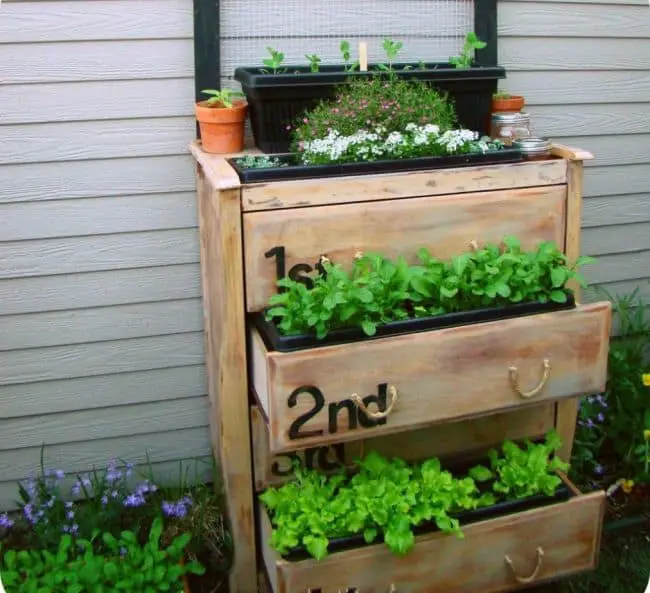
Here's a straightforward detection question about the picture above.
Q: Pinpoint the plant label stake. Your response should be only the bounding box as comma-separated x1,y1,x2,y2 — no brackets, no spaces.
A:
359,42,368,72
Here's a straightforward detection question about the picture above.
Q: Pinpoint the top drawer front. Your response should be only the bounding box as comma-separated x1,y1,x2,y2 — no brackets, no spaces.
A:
241,158,568,212
243,185,567,312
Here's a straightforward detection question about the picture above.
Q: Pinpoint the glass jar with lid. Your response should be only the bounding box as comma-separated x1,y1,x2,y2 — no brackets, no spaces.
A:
490,111,532,145
513,137,553,161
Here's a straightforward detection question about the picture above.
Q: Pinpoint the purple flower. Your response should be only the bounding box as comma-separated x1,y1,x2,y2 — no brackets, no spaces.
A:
65,501,74,509
66,510,75,520
124,494,145,508
101,495,108,505
594,464,604,475
71,524,79,536
162,497,193,519
0,513,14,529
586,418,594,429
46,497,56,508
597,413,605,423
71,482,81,496
23,503,35,523
120,547,128,557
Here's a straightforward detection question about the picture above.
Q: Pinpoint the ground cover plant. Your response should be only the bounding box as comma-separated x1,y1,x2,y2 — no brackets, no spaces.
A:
260,431,568,561
265,237,593,339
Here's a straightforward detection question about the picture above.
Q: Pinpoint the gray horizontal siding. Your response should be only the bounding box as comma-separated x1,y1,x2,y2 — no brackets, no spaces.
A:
0,0,202,508
499,0,650,329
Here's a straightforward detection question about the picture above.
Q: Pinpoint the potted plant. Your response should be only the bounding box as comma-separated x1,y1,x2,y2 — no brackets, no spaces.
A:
234,34,505,153
229,76,519,183
254,237,590,352
492,90,525,113
259,431,570,561
195,88,248,154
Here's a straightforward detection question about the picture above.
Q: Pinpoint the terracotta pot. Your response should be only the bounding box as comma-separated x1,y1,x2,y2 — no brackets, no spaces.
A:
195,100,248,154
491,95,525,113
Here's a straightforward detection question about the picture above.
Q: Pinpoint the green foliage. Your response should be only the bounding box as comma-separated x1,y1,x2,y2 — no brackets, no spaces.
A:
449,32,487,68
339,40,359,72
571,284,650,483
232,154,287,169
266,237,594,339
290,76,457,147
200,88,244,108
0,518,204,593
260,46,286,74
470,430,569,499
261,433,565,561
376,39,404,72
305,54,322,73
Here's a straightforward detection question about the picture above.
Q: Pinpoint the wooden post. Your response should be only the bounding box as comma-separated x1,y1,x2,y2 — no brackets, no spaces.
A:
359,42,368,72
193,147,257,593
551,144,595,464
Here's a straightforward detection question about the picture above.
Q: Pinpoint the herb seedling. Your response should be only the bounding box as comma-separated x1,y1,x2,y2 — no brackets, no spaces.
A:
377,38,404,72
340,40,359,72
305,54,322,73
417,59,427,70
449,31,487,69
201,88,244,108
261,46,286,74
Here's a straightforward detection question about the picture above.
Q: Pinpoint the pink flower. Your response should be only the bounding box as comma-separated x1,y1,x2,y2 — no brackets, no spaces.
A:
285,125,292,130
333,108,339,114
303,118,309,124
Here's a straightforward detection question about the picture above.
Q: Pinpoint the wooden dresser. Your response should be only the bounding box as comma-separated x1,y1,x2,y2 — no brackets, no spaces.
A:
190,143,611,593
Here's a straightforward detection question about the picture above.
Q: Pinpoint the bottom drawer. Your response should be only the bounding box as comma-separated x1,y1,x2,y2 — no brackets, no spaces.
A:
260,476,604,593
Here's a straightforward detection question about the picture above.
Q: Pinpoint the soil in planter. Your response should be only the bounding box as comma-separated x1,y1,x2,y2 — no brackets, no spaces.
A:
228,148,522,184
253,293,576,353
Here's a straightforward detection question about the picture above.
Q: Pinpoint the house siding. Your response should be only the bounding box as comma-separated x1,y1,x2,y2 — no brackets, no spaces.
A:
1,0,648,509
0,0,207,508
499,0,650,313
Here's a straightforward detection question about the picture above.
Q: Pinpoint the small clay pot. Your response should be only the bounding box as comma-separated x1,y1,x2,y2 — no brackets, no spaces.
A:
491,95,525,113
195,100,248,154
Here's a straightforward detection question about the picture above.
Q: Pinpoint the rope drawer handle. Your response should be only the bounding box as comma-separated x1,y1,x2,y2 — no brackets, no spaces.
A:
508,359,551,399
351,385,398,420
505,546,545,584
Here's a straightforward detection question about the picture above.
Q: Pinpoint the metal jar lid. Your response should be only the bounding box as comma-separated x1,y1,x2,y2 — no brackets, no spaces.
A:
491,111,530,124
513,137,552,154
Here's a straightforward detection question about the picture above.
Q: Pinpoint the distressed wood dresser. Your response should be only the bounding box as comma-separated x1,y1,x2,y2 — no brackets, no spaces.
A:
190,142,611,593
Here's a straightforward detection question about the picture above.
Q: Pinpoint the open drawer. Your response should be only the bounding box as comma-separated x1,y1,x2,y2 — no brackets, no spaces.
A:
250,302,611,453
259,475,605,593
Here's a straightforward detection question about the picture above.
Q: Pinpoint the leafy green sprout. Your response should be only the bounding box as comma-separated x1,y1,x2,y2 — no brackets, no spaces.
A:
449,31,487,69
377,38,404,72
339,40,359,72
201,88,243,108
305,53,322,73
261,46,286,74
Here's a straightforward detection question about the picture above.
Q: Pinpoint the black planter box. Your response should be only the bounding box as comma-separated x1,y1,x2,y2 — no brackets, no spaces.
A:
280,483,572,561
234,63,506,153
253,293,576,353
228,148,522,184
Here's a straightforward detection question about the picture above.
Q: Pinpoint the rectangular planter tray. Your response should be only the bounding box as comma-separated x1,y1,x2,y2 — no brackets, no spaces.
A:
229,149,522,184
252,293,576,353
280,484,573,561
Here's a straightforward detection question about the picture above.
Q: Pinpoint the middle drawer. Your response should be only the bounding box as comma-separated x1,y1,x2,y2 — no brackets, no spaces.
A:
250,302,611,453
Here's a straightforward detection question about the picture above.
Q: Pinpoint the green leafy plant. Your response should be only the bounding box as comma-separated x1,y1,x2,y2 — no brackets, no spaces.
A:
261,46,286,74
233,154,287,169
261,433,566,561
417,59,427,70
200,88,244,108
266,237,594,339
339,40,359,72
449,31,487,68
377,38,404,72
493,90,512,100
305,53,322,73
0,518,204,592
470,430,569,499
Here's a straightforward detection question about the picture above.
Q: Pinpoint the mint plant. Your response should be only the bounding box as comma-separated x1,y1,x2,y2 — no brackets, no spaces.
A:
377,38,404,72
0,518,204,592
449,32,487,68
339,40,359,72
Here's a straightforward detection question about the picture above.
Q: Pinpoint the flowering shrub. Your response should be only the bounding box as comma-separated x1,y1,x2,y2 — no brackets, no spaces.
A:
290,77,457,149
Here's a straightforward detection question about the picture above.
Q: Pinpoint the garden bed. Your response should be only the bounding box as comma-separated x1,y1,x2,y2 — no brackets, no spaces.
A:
253,293,576,352
228,148,522,183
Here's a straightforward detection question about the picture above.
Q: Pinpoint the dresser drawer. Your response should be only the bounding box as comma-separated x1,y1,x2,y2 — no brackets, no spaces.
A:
249,302,610,453
243,185,566,312
260,477,605,593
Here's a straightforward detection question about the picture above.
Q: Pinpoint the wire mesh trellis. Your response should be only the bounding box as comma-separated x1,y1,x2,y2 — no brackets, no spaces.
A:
220,0,474,83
